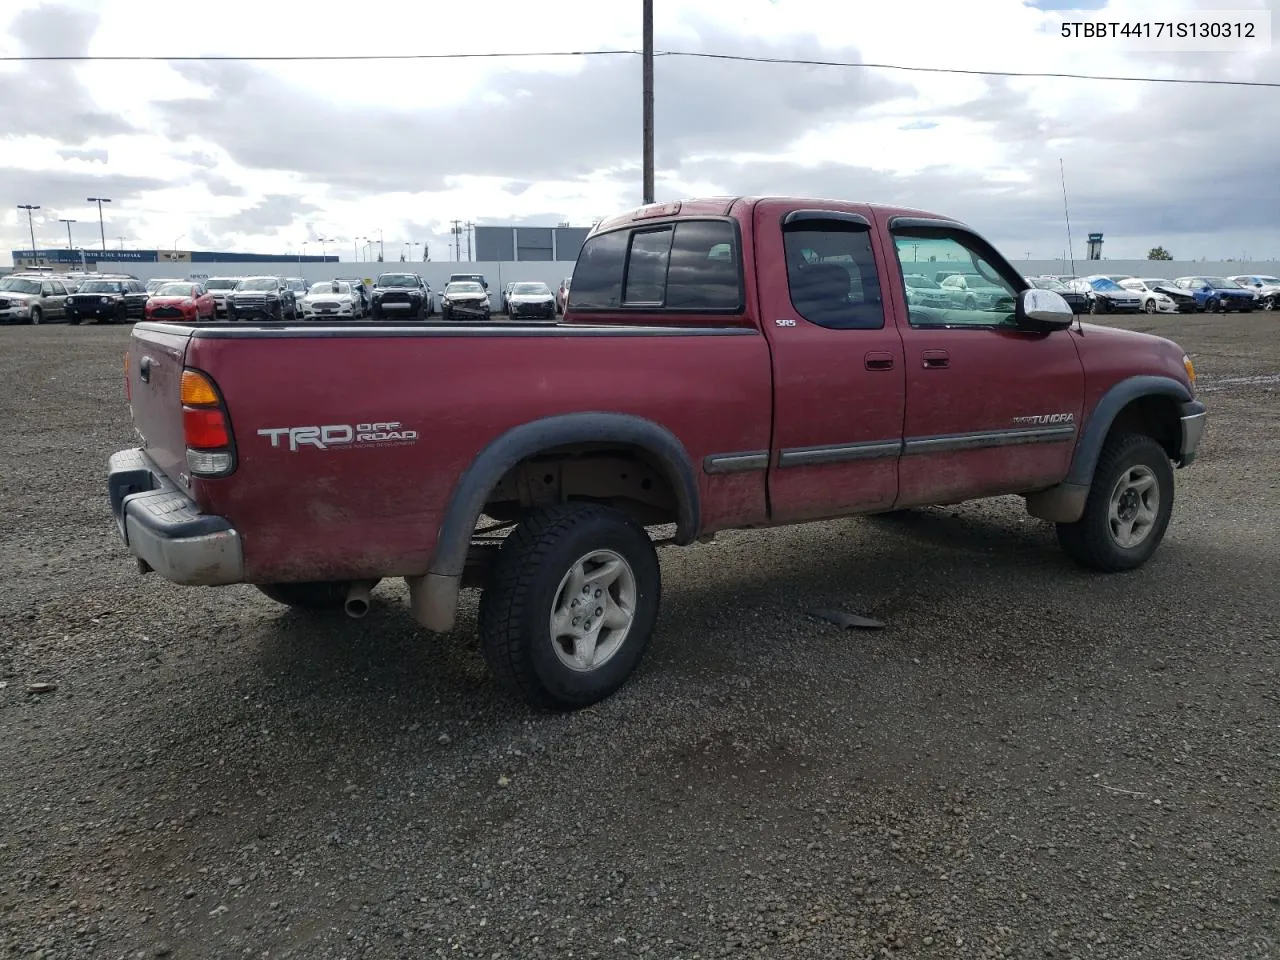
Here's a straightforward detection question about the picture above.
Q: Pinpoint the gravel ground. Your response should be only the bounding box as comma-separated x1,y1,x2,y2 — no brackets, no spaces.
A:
1,314,1277,960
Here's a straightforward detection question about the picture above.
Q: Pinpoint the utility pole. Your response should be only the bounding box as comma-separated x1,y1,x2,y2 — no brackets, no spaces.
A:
642,0,654,205
378,227,384,262
17,204,39,259
464,221,473,262
423,241,430,262
450,220,462,261
86,197,111,250
59,218,76,249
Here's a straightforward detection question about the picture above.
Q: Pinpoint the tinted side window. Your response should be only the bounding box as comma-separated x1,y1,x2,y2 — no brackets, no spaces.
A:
665,220,741,310
782,222,884,330
571,230,628,310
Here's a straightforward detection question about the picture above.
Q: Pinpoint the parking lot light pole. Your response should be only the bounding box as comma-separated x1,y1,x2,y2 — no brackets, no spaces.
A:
642,0,654,205
17,204,40,260
377,228,384,262
86,197,111,250
59,218,76,249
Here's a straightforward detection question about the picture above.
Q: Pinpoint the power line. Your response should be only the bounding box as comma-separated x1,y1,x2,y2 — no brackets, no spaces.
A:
658,51,1280,89
0,47,1276,88
0,49,632,63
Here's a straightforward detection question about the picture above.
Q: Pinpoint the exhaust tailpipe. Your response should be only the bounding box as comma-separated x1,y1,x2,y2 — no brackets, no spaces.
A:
344,580,374,619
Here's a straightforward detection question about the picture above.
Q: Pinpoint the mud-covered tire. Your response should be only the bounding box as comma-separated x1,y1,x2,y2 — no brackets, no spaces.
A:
1056,434,1175,572
255,580,379,609
477,503,660,710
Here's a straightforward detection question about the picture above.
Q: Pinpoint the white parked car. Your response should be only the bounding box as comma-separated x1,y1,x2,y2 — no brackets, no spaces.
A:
1118,278,1181,314
1226,274,1280,311
301,280,360,319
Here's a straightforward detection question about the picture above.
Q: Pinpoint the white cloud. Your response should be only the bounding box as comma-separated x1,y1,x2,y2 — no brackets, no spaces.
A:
2,0,1278,263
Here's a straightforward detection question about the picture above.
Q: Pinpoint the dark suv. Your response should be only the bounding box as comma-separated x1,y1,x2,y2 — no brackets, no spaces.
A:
65,277,149,324
225,276,297,321
371,272,432,319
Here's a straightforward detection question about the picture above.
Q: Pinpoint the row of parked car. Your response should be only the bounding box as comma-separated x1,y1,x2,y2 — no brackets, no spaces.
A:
1024,273,1280,315
0,268,583,326
9,262,1270,328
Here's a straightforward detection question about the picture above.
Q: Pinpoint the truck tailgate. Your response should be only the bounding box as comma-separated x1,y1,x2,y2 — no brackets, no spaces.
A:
127,323,195,486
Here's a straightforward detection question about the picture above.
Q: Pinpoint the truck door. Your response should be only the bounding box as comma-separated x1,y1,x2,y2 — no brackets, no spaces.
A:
879,216,1085,507
756,201,906,523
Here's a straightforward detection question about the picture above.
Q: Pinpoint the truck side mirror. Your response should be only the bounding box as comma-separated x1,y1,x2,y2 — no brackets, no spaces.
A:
1016,287,1073,332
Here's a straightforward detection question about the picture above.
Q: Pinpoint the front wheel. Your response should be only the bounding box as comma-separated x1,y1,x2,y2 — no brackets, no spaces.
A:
1056,434,1175,572
478,503,661,710
1144,299,1157,314
28,306,42,325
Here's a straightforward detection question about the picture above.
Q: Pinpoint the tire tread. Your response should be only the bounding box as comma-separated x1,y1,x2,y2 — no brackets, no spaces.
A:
478,503,654,709
1056,433,1174,572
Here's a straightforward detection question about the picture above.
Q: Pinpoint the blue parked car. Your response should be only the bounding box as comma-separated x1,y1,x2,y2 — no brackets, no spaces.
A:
1173,276,1257,313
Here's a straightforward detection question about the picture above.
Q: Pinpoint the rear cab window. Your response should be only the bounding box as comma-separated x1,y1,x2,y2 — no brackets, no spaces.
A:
570,218,744,315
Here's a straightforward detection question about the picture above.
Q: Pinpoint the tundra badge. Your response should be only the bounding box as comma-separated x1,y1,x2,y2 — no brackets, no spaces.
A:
1011,412,1075,426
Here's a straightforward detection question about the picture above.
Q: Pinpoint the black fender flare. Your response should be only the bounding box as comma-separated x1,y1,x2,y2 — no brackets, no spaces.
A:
1065,375,1192,487
428,412,701,580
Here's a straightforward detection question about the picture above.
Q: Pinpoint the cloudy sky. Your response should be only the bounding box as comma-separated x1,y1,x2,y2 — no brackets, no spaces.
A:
1,0,1277,266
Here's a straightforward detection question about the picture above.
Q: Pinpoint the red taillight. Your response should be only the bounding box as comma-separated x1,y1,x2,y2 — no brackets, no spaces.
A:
179,367,235,476
182,406,230,449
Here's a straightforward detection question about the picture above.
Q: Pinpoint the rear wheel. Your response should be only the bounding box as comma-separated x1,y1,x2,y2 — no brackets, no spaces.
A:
256,580,380,609
1265,295,1277,312
478,503,661,710
1056,433,1174,572
1205,297,1220,313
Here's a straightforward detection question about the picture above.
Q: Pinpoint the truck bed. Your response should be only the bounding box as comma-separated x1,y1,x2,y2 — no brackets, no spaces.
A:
125,318,774,584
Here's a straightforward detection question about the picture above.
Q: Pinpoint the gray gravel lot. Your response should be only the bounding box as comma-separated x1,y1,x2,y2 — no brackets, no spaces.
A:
1,313,1278,960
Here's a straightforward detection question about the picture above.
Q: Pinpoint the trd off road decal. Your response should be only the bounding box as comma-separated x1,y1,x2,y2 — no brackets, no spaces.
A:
257,422,419,452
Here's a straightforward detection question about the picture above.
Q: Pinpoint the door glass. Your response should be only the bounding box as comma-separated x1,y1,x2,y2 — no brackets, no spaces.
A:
781,222,884,329
892,231,1019,328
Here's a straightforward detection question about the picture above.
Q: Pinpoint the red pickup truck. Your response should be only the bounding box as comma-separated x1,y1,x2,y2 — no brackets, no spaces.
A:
108,196,1206,709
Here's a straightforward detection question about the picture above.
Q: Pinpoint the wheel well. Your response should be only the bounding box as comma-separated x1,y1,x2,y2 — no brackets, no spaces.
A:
1106,395,1181,462
481,443,680,530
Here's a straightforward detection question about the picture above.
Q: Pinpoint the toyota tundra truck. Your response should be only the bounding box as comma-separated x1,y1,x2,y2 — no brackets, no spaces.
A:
107,196,1206,710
